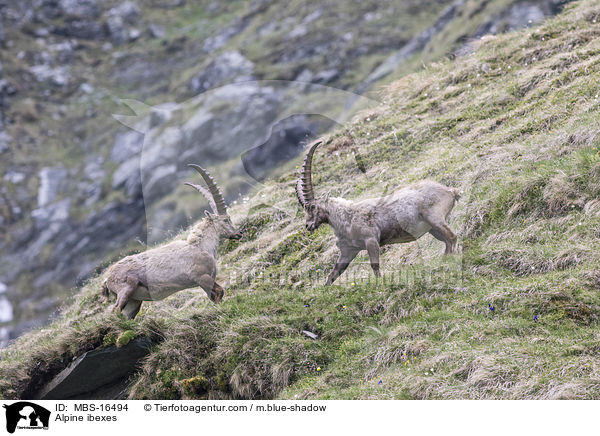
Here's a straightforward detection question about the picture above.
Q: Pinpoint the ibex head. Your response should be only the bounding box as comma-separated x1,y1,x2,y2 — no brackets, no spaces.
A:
185,164,242,240
296,141,329,232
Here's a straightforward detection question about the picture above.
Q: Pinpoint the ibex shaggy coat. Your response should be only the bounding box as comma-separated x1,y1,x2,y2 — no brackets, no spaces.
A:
102,165,241,319
296,141,460,284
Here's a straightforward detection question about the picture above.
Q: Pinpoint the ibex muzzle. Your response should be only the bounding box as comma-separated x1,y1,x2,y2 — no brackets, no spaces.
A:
296,141,460,284
102,165,241,319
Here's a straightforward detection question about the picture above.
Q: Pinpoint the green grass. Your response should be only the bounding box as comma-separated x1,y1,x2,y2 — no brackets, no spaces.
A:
2,0,600,400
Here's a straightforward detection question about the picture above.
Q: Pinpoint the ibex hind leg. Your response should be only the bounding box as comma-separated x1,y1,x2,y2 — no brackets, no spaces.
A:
427,221,457,254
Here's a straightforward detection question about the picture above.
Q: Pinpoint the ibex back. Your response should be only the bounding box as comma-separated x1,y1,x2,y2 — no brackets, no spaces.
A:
296,141,460,284
102,165,241,319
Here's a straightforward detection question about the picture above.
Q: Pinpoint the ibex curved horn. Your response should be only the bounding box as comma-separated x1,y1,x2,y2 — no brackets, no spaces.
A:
188,164,227,215
299,140,322,205
295,179,306,207
184,182,218,215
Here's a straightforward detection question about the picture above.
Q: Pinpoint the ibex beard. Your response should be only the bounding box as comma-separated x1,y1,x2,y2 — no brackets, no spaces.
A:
296,140,460,285
102,165,241,319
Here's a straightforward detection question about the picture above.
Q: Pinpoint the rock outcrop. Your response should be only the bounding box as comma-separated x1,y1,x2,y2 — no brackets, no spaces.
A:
31,337,152,400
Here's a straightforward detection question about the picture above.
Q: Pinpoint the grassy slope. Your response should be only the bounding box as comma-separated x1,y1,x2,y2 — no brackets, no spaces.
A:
2,0,600,399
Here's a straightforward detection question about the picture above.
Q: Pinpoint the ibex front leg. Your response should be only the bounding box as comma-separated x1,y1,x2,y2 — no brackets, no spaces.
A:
198,274,224,303
365,238,381,277
326,246,359,285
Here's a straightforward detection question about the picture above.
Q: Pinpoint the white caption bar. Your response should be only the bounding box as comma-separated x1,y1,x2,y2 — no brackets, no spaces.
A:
0,400,596,436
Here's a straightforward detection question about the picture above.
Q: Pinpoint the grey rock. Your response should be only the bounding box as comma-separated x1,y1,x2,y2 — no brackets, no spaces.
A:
0,298,13,323
108,1,141,24
0,327,9,348
189,51,254,94
312,69,339,84
37,167,68,207
140,125,182,169
143,164,177,202
241,114,333,181
147,24,166,39
29,64,70,87
55,20,106,39
128,28,141,41
79,82,94,94
295,69,314,82
34,27,51,37
105,15,127,44
84,157,105,180
4,170,26,184
287,24,308,39
202,19,249,53
31,198,71,228
149,108,173,129
110,130,143,163
112,157,140,190
58,0,100,19
33,337,152,400
0,131,9,154
49,41,76,64
81,159,105,206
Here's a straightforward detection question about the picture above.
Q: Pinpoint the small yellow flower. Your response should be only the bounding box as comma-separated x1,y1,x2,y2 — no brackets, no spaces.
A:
343,305,347,309
351,282,356,286
316,367,321,372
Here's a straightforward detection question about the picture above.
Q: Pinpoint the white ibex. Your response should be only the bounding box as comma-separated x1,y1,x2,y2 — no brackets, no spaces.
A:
102,165,241,319
296,141,460,284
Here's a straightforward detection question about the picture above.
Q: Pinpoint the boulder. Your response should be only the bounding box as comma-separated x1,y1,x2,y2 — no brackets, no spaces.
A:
31,198,71,229
32,337,152,400
105,15,127,44
58,0,100,19
142,164,177,202
53,20,106,40
0,297,12,323
107,1,141,24
0,131,9,154
312,69,339,84
147,24,166,39
37,167,68,207
29,65,70,88
110,130,143,163
112,157,141,196
189,51,254,94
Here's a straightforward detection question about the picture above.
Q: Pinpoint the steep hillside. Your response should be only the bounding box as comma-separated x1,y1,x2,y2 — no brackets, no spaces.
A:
0,0,567,345
2,0,600,399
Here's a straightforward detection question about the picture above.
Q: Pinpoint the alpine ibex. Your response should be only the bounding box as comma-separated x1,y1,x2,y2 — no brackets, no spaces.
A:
296,141,460,284
102,165,241,319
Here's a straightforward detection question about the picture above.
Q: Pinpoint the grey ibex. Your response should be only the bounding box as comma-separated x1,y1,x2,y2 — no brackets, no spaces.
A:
296,141,460,284
102,165,241,319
